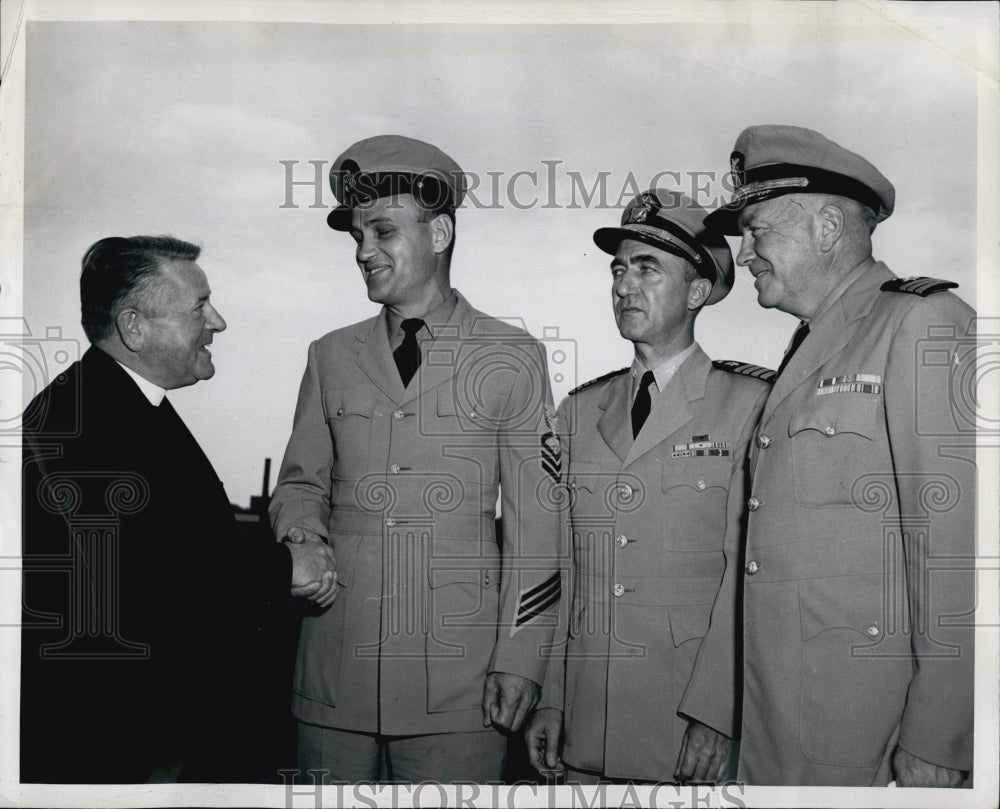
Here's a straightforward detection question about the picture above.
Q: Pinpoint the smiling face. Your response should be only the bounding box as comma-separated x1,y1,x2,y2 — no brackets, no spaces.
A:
611,239,702,357
348,194,451,317
139,259,226,389
735,195,826,318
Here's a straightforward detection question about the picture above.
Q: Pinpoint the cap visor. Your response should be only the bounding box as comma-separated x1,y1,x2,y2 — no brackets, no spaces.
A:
702,205,741,237
593,226,684,257
327,205,352,231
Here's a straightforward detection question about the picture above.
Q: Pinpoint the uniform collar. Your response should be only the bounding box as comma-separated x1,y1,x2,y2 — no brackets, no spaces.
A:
630,341,698,399
385,289,459,344
807,256,877,325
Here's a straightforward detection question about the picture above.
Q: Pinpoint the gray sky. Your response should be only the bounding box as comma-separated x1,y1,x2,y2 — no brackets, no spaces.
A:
14,6,991,509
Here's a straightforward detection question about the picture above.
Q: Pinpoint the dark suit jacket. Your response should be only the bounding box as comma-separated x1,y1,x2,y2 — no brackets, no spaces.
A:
21,346,292,783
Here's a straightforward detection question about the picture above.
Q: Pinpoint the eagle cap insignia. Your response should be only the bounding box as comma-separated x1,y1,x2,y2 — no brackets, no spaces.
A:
730,151,746,189
340,159,360,199
627,192,659,224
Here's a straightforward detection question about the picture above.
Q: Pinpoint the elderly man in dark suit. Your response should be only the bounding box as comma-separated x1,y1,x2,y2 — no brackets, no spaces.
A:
21,235,337,784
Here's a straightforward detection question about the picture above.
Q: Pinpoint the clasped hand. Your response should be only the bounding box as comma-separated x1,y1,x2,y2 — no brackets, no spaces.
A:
284,526,338,608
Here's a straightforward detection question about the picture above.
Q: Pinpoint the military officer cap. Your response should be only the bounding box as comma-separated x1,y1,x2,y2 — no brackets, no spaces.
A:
704,125,896,235
327,135,465,230
593,188,735,305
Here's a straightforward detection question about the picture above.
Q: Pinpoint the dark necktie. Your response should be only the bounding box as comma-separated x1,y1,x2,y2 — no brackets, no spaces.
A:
393,318,424,387
776,321,810,376
631,370,655,439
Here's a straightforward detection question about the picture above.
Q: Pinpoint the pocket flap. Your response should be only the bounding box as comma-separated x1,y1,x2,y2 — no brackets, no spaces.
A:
569,460,607,494
662,460,731,493
436,386,506,419
323,388,376,420
788,394,877,440
669,602,714,647
427,539,500,589
798,575,884,641
428,566,500,589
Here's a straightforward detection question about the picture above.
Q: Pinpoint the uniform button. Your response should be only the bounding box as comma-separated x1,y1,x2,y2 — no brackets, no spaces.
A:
867,624,880,637
385,518,396,527
336,407,344,416
825,425,836,435
389,463,400,474
757,434,771,448
469,409,477,419
619,484,633,500
612,583,625,597
747,496,761,511
393,410,405,420
745,560,760,575
696,479,706,490
569,480,577,491
483,573,491,585
615,534,628,548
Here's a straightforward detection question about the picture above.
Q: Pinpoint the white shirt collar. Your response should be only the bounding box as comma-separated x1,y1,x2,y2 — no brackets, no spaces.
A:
632,341,698,397
115,361,167,406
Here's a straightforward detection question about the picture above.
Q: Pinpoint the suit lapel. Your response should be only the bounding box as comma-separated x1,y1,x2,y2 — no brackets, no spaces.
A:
597,373,633,463
623,346,708,468
156,398,220,483
355,309,406,403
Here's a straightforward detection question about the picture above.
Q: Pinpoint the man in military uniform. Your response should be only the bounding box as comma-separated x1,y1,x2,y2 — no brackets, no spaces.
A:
702,125,976,786
524,190,772,784
269,135,562,782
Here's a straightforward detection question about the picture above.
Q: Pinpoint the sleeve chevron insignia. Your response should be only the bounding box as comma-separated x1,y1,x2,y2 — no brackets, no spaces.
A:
511,571,560,635
880,277,958,297
569,367,629,395
712,359,777,383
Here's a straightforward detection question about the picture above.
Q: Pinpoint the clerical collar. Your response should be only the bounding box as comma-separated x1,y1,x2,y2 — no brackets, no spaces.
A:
385,290,459,345
115,361,167,406
631,342,698,398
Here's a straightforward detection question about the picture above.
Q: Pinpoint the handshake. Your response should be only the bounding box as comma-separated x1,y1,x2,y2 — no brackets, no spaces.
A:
283,526,339,609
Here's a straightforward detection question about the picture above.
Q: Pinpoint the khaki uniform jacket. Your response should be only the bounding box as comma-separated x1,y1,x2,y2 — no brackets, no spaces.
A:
539,345,770,780
733,261,976,785
270,291,562,735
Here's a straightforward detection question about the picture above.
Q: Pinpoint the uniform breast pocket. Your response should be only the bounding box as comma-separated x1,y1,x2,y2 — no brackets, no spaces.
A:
569,460,626,521
660,460,731,549
323,388,376,472
436,386,507,433
790,395,881,508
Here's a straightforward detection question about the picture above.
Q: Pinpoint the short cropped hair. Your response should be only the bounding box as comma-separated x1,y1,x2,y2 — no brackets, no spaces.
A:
80,235,200,342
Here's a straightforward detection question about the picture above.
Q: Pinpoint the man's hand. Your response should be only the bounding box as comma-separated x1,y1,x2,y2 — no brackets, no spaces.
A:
284,526,338,609
482,672,540,733
892,746,964,788
524,707,564,775
674,719,732,784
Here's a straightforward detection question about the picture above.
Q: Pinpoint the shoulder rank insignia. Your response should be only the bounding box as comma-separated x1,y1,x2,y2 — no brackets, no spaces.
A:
712,360,777,383
880,277,958,297
569,367,629,395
